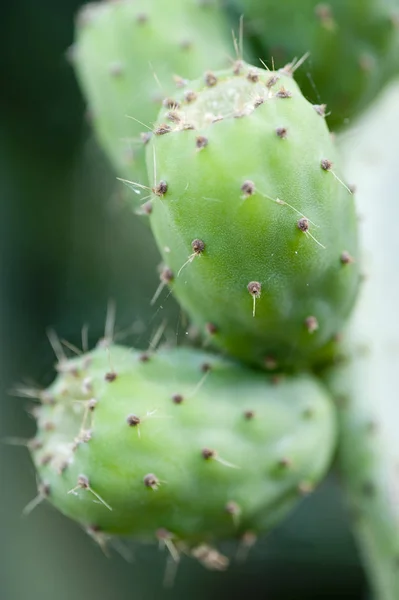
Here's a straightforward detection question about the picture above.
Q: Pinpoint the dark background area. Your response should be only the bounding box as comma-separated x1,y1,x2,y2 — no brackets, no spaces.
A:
0,2,367,598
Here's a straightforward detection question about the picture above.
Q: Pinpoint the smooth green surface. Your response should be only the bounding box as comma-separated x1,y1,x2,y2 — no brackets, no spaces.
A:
33,344,336,553
231,0,399,129
147,63,360,369
73,0,234,186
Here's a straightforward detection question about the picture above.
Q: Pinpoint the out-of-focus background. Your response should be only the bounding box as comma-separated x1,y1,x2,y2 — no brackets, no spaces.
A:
1,1,396,598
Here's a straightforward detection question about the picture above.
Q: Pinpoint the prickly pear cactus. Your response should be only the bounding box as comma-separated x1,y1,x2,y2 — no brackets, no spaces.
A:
145,62,360,370
72,0,234,186
29,343,336,565
230,0,399,129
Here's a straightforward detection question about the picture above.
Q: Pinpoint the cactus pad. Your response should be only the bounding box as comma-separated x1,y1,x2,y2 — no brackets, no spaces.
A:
73,0,233,185
29,343,336,563
230,0,399,129
146,62,360,370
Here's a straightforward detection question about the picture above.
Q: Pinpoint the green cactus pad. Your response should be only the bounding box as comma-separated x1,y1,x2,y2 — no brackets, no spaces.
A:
29,343,336,563
73,0,234,186
230,0,399,129
145,62,360,370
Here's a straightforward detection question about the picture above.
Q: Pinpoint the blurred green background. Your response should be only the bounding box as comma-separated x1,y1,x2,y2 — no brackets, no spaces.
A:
0,1,370,598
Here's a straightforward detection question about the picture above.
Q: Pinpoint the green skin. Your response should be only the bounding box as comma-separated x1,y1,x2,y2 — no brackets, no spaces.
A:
230,0,399,130
73,0,234,187
31,344,336,557
146,63,360,370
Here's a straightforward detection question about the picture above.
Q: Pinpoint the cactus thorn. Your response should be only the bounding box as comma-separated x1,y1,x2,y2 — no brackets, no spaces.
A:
172,394,184,404
241,180,255,197
304,316,319,333
247,281,261,317
196,136,208,150
144,473,160,490
204,71,217,87
276,127,288,138
340,251,354,265
244,410,255,420
105,372,117,382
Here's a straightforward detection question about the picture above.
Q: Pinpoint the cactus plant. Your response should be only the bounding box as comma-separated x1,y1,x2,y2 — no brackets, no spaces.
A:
144,61,360,370
72,0,234,187
28,342,336,565
12,0,399,595
229,0,399,130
